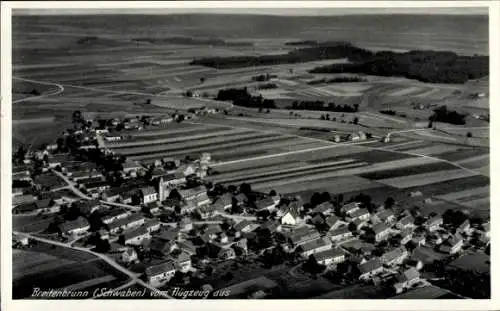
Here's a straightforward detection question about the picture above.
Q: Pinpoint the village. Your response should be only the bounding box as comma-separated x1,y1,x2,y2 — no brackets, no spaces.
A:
12,110,490,299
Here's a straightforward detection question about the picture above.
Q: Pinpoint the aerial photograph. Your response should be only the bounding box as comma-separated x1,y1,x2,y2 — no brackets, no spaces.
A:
10,5,490,300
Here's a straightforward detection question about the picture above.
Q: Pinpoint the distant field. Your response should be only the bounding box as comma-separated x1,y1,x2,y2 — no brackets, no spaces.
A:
377,169,478,189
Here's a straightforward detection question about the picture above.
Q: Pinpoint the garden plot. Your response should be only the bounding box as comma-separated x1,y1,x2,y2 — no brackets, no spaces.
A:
402,144,462,156
377,169,478,189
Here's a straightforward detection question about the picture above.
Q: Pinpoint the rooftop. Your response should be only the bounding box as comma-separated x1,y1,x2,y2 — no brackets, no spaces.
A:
145,260,175,277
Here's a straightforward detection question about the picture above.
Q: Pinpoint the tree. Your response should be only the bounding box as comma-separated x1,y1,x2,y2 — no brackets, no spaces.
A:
428,120,433,128
72,110,83,125
467,132,473,138
353,117,359,125
200,77,206,84
269,190,277,197
384,197,395,209
240,183,252,194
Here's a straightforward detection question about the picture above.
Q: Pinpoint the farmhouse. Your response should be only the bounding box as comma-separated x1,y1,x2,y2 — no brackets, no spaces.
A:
145,261,176,284
287,227,321,247
381,247,408,266
82,180,110,193
358,258,384,280
325,216,344,231
298,237,332,258
179,186,207,202
394,268,420,294
104,132,122,142
102,208,131,224
121,226,151,246
122,161,144,177
107,213,145,234
329,226,353,242
259,220,282,234
12,194,36,207
372,223,391,242
141,186,158,204
255,197,276,211
396,215,416,230
439,234,464,254
349,208,370,221
212,193,233,211
149,237,178,257
144,218,162,233
59,217,90,236
312,248,346,266
458,220,473,235
234,220,259,233
13,199,57,215
424,216,443,232
400,228,414,245
312,202,334,215
173,251,192,273
375,209,396,224
341,202,360,216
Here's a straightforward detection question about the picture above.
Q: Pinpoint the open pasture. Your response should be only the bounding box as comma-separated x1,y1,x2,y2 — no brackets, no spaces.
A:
13,249,75,281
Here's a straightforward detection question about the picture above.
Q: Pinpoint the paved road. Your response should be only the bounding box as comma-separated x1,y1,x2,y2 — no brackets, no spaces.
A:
15,231,173,299
12,77,65,104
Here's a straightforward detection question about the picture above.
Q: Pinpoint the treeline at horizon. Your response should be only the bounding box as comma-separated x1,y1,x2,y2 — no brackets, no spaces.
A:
191,42,488,84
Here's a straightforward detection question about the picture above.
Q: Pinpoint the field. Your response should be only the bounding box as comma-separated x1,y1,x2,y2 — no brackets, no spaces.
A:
13,242,129,299
13,14,490,217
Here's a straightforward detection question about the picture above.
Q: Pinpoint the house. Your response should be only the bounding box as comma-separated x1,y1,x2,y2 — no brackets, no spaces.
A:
372,223,391,242
102,208,131,224
297,237,332,257
381,247,408,266
287,227,321,247
196,204,218,219
12,194,36,206
72,199,101,216
144,218,162,232
341,202,360,216
259,220,282,234
375,209,396,224
458,219,473,235
312,248,346,266
122,161,144,177
218,248,236,261
141,187,158,204
396,215,416,230
280,205,300,226
439,234,464,254
107,213,145,234
255,197,276,211
120,247,138,264
121,226,151,245
13,233,29,247
82,180,110,193
409,191,423,198
349,208,370,222
329,226,353,242
104,132,122,142
149,237,178,257
400,228,414,245
178,240,197,256
234,220,259,233
394,268,420,294
325,216,344,231
179,186,208,202
424,216,443,232
412,235,426,246
59,217,90,236
98,229,110,240
145,261,176,284
13,199,57,215
358,258,384,280
233,193,248,206
352,218,368,231
311,202,334,215
173,251,192,273
212,193,233,211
